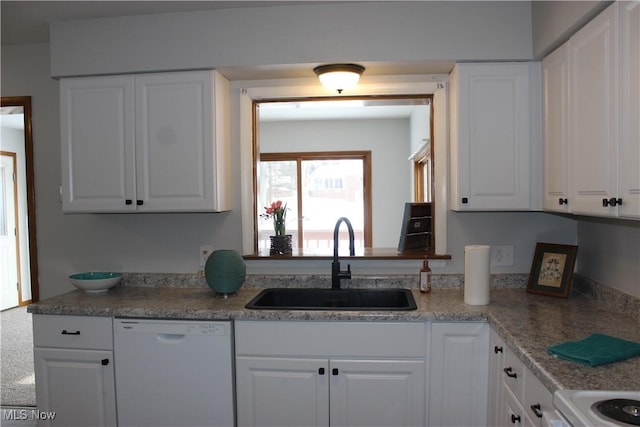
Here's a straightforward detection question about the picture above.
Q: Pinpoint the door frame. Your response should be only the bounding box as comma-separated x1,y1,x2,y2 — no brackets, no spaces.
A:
1,96,39,304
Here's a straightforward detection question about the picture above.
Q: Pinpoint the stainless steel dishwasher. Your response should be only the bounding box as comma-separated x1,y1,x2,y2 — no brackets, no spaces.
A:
114,318,234,427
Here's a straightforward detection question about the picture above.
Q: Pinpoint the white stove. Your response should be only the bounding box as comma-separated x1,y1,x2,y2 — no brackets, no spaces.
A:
545,390,640,427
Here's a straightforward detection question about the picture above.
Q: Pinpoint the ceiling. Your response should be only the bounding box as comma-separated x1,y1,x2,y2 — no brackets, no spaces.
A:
0,108,25,130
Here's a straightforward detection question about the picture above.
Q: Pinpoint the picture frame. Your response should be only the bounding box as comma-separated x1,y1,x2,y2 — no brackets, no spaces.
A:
526,242,578,298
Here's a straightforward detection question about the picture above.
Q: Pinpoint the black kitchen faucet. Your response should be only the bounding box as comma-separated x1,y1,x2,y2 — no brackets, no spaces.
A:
331,217,355,289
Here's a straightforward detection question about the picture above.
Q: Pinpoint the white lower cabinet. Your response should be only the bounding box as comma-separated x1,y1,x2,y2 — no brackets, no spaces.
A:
236,356,329,427
488,327,506,427
235,321,427,427
329,359,426,427
492,338,553,427
32,315,116,427
428,322,490,427
503,385,525,427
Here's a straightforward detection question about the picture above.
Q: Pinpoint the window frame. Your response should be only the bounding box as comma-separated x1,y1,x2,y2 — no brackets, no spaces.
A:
257,151,372,252
240,78,448,259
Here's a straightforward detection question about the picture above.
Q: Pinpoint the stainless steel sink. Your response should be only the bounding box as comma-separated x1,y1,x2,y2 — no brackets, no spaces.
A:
245,288,417,311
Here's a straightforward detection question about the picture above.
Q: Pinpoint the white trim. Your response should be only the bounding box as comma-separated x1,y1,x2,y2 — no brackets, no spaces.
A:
409,138,431,161
236,74,449,270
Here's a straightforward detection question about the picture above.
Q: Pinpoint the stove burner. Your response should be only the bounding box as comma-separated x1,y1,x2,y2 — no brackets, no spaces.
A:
594,399,640,426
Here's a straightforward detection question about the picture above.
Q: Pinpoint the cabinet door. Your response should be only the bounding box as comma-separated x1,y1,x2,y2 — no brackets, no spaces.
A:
34,348,116,427
429,322,489,427
488,328,506,427
60,76,136,212
618,1,640,219
329,359,425,427
503,385,525,427
135,71,218,212
523,370,553,427
450,63,538,211
542,44,571,212
569,4,618,216
235,356,329,427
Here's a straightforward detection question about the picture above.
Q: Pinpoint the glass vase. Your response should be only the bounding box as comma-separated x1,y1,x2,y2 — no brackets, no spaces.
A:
274,219,286,236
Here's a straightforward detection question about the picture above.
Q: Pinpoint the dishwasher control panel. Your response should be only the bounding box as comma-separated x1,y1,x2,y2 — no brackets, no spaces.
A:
114,319,230,336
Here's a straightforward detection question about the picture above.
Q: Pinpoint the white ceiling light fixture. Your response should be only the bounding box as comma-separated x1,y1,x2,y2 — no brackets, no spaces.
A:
313,63,365,94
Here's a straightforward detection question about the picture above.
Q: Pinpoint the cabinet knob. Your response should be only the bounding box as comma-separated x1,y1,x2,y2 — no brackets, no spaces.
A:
461,197,469,204
494,346,503,354
136,200,144,206
530,403,543,418
558,198,568,205
125,199,133,205
603,197,623,207
101,359,109,366
511,414,521,424
503,367,517,378
332,368,339,376
318,368,325,375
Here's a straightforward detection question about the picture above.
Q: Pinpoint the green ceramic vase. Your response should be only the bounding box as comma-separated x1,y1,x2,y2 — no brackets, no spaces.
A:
204,249,246,296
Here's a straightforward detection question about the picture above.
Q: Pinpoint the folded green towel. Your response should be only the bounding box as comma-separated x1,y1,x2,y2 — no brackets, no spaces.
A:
548,333,640,367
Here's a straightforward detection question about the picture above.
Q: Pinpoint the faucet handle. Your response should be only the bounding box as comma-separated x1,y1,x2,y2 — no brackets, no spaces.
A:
345,264,352,279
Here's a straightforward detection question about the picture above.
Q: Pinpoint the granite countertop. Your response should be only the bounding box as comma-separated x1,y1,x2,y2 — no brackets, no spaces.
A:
28,286,640,393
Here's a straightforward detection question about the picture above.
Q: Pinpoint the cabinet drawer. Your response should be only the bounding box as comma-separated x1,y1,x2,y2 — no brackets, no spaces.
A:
235,321,426,357
33,315,113,350
503,346,525,402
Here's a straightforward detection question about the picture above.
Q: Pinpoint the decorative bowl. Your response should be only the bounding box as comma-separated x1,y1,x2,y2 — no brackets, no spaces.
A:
69,272,122,293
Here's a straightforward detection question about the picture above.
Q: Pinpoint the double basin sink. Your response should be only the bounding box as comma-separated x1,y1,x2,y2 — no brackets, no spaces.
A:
245,288,417,311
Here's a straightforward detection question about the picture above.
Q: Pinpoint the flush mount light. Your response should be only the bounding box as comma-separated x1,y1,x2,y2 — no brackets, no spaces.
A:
313,63,365,94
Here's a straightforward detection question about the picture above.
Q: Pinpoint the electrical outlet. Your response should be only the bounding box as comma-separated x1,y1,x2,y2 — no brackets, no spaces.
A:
491,245,514,267
199,245,213,267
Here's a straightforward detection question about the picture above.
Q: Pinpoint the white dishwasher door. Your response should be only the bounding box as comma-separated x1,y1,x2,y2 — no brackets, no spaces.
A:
114,318,234,427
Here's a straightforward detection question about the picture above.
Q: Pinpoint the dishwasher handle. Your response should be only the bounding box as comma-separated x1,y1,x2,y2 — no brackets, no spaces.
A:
156,333,187,342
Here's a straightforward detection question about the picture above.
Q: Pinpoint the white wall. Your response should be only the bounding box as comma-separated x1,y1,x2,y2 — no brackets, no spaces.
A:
531,1,612,57
1,44,63,299
409,106,431,155
260,118,412,247
577,218,640,298
49,2,533,77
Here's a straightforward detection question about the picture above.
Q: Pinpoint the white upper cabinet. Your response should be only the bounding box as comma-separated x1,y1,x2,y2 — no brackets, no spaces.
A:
450,62,541,211
618,1,640,219
61,70,231,213
569,3,619,217
542,43,571,212
60,76,135,212
543,2,639,219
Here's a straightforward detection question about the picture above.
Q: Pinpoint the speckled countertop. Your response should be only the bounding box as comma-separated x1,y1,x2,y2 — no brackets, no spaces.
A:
28,283,640,394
